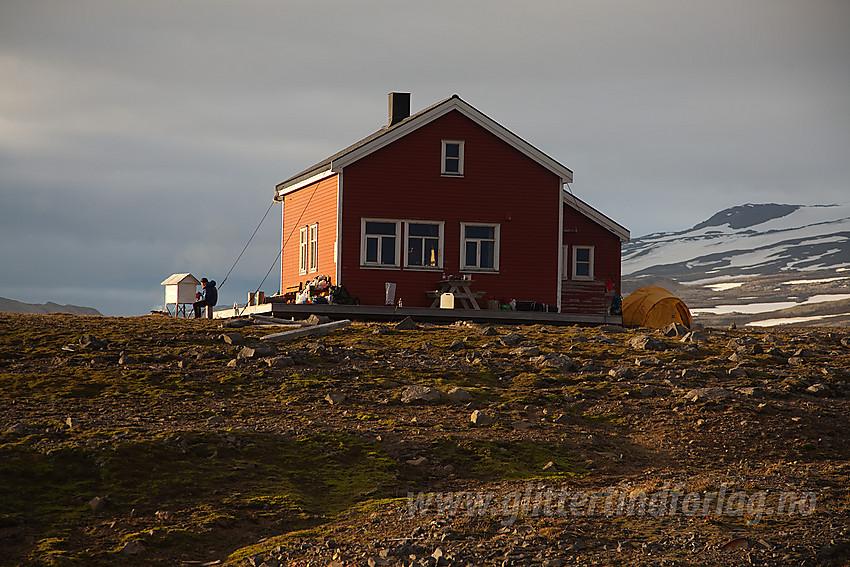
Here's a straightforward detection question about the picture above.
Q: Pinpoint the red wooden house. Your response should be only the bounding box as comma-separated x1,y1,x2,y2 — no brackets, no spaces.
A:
274,93,629,314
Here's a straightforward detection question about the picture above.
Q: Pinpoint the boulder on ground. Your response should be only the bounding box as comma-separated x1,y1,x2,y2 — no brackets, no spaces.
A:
401,385,441,404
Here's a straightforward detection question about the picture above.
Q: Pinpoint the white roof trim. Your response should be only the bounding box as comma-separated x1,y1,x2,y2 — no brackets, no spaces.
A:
331,97,574,183
161,273,201,286
275,169,336,200
562,190,631,242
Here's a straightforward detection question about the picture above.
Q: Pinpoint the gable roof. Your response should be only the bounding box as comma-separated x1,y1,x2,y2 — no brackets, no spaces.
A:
160,273,200,286
275,94,574,196
274,94,629,241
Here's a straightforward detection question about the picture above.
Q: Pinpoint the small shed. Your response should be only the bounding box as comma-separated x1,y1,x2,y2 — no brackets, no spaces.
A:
161,273,200,317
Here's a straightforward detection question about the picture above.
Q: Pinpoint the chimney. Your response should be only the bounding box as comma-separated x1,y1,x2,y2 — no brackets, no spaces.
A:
388,92,410,126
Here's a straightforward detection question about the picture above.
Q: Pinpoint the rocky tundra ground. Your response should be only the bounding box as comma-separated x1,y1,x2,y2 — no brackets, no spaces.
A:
0,313,848,566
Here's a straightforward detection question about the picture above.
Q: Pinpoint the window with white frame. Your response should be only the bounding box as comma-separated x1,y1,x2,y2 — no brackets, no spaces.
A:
405,222,443,269
461,222,499,271
308,223,318,273
572,245,594,280
299,223,319,274
361,219,401,268
299,226,309,275
441,140,464,176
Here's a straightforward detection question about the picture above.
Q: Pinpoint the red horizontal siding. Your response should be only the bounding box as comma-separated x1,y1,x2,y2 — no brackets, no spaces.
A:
339,110,562,308
561,202,622,314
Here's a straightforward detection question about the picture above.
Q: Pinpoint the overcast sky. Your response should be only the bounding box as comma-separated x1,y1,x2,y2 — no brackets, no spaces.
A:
1,1,848,316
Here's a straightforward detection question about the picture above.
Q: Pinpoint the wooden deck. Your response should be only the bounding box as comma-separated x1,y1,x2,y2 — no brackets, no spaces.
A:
260,300,622,326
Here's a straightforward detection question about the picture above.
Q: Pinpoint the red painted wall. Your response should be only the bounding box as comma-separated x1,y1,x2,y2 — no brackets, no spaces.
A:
561,203,622,314
338,110,563,308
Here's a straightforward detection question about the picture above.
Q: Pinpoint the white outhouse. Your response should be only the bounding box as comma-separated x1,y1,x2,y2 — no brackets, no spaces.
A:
161,273,200,317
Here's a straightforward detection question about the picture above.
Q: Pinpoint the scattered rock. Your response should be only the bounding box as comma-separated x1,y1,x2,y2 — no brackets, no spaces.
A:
470,410,494,426
599,324,626,333
6,422,26,435
661,322,689,337
238,344,277,359
446,387,473,402
448,339,466,351
79,335,107,350
394,317,419,331
207,415,225,426
498,333,523,347
119,540,146,555
542,461,557,472
220,318,251,328
511,421,533,431
221,332,244,345
640,385,658,398
511,345,540,357
531,354,577,372
683,387,733,403
264,355,295,368
806,383,830,397
400,385,441,404
628,335,667,351
89,496,108,512
681,330,707,344
325,391,346,405
480,326,499,337
608,366,634,381
307,314,331,326
635,356,661,367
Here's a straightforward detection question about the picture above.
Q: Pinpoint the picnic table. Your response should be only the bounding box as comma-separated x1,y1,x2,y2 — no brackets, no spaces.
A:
427,278,485,310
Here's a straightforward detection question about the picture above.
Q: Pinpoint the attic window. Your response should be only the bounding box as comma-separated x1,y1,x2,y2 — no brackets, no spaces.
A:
441,140,464,176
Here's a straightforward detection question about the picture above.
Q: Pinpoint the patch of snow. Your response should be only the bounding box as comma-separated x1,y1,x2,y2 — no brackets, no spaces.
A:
692,302,799,315
704,282,746,291
746,314,845,327
785,276,850,285
692,293,850,315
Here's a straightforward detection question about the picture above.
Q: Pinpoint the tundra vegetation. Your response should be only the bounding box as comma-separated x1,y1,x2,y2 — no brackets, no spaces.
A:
0,313,848,566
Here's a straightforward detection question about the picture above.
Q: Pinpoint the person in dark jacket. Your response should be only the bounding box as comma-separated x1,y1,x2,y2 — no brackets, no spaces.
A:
193,278,218,318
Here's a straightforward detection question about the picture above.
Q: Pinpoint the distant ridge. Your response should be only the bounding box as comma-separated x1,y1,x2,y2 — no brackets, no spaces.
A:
0,297,102,316
623,203,850,279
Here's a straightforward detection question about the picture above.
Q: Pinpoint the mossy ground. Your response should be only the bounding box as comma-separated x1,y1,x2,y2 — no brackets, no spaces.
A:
1,313,848,566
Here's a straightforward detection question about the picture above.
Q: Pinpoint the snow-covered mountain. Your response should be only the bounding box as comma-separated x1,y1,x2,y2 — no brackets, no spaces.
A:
623,203,850,280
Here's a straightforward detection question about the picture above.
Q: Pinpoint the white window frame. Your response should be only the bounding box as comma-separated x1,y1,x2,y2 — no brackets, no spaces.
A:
404,221,444,270
360,218,402,269
572,245,594,281
299,226,309,275
441,140,465,176
460,222,500,272
308,223,319,273
299,223,319,274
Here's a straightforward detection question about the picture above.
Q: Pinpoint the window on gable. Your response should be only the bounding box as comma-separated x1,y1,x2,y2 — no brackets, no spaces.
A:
441,140,464,176
361,219,401,268
405,222,443,269
299,223,319,274
461,222,499,272
572,245,594,280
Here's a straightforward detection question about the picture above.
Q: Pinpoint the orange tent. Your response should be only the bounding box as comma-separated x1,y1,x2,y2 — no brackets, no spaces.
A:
622,285,692,329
